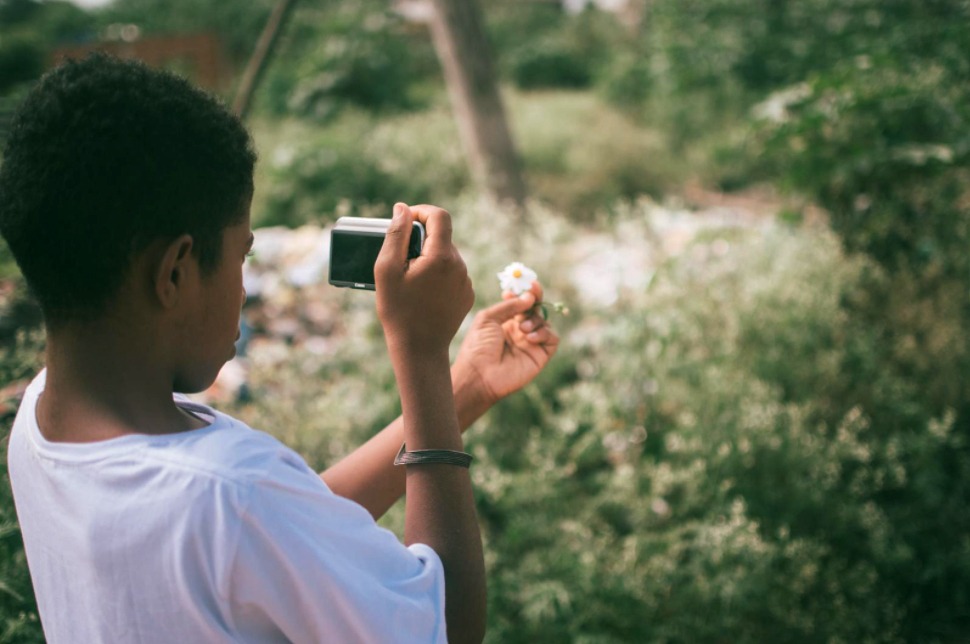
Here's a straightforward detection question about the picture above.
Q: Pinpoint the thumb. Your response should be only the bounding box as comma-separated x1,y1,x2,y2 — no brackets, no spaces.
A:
481,291,536,323
380,202,413,264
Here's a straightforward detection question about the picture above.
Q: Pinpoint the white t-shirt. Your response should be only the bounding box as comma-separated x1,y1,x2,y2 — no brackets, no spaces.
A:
7,370,447,643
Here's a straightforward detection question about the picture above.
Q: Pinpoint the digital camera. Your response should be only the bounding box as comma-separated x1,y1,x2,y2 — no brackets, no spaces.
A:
328,217,425,290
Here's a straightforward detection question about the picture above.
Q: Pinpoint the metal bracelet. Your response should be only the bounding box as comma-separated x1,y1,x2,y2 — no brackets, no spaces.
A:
393,442,473,468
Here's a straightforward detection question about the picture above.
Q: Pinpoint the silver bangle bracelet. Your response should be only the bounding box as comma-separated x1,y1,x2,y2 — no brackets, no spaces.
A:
393,443,473,468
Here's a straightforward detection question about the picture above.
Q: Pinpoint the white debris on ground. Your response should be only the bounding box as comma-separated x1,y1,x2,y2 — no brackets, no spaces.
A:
196,198,776,404
244,225,331,298
566,199,773,308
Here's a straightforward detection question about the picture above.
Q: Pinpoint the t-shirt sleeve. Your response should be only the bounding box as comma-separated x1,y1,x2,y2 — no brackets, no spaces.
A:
227,450,446,643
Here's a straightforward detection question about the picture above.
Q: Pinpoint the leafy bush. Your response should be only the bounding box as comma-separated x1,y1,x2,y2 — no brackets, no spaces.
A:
756,2,970,480
508,39,593,91
3,195,969,640
258,0,438,121
2,3,968,640
254,106,470,227
599,49,652,109
261,140,416,228
0,423,43,644
223,199,970,641
0,325,44,643
506,91,678,216
252,89,679,227
497,7,623,92
0,37,43,95
0,0,96,97
763,61,970,279
480,209,969,641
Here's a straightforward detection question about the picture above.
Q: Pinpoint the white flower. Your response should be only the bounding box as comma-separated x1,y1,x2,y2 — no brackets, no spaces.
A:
497,262,538,295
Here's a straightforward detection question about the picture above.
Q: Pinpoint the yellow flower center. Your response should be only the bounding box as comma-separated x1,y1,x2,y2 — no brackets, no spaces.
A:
512,269,522,278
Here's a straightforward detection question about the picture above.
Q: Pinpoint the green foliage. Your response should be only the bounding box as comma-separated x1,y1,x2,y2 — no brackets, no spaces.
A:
220,199,970,641
619,0,970,101
0,242,46,644
753,2,970,509
0,326,43,643
0,36,43,95
636,0,970,278
0,0,95,43
764,62,970,277
0,240,42,348
250,89,675,226
256,0,438,121
507,91,679,216
599,49,652,109
0,431,43,644
487,4,762,191
253,107,469,227
0,0,36,24
1,2,969,640
494,6,624,92
286,15,420,118
261,137,416,227
508,40,593,91
0,0,97,95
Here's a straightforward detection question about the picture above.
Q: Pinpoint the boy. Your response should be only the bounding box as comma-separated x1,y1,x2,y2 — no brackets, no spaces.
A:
0,54,557,643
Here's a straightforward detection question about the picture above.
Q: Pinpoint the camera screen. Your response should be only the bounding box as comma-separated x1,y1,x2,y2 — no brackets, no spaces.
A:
329,222,424,290
329,230,384,289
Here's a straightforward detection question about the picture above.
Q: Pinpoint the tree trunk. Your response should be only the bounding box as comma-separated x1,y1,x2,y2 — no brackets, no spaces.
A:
232,0,298,120
428,0,527,212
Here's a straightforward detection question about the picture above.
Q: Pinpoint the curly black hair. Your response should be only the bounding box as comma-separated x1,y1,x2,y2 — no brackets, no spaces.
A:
0,53,256,327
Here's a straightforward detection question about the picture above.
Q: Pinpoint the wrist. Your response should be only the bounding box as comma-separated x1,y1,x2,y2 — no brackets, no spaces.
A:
392,351,462,451
386,337,452,370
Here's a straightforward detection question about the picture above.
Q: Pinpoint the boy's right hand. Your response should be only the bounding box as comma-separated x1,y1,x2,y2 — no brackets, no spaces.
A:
375,203,474,359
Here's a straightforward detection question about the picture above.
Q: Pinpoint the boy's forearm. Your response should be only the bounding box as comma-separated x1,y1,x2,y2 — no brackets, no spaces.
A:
320,362,491,519
322,354,489,639
392,350,487,644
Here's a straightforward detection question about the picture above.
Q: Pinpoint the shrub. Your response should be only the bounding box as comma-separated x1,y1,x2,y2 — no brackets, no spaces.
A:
225,200,970,641
251,104,470,228
763,62,970,279
258,0,437,121
0,326,44,644
260,131,420,228
0,423,44,644
508,40,593,91
499,7,623,92
506,91,678,217
757,11,970,477
600,50,652,109
469,210,968,642
0,37,43,95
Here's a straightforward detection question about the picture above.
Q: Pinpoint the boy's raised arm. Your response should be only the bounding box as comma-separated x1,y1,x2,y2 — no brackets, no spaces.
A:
321,281,558,520
372,202,484,643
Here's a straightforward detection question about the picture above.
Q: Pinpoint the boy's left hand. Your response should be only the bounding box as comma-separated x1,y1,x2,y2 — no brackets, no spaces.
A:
452,281,559,412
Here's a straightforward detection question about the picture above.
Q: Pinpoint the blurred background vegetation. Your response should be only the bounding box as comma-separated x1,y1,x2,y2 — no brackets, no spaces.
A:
1,0,969,641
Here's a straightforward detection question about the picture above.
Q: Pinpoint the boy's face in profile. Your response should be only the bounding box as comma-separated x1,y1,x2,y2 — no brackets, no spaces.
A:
172,201,254,394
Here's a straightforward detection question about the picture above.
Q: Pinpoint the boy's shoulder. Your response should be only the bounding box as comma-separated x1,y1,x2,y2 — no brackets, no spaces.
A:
156,398,314,486
13,371,314,489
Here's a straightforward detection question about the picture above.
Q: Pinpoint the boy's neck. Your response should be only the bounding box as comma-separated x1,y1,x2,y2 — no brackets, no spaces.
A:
37,319,206,444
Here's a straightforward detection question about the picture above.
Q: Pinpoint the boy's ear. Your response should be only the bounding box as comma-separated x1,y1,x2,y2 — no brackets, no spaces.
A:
153,234,195,309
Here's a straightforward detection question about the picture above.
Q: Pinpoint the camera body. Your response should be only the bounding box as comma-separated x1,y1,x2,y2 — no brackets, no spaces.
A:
328,216,425,290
